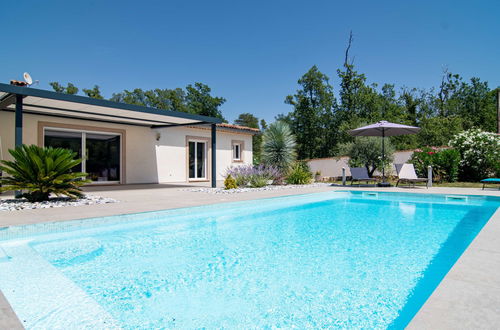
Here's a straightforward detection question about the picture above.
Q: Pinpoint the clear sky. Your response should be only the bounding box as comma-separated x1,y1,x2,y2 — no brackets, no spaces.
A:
1,0,499,123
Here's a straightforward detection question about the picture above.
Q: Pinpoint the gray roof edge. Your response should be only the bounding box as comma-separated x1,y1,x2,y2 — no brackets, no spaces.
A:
0,83,223,124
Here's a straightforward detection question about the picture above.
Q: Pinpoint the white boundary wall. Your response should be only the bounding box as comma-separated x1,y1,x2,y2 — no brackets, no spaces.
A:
307,150,414,179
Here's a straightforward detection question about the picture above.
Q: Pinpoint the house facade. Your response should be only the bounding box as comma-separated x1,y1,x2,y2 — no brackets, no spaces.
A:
0,83,257,187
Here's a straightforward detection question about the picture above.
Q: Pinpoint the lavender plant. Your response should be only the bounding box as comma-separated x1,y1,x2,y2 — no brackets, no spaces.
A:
225,164,280,187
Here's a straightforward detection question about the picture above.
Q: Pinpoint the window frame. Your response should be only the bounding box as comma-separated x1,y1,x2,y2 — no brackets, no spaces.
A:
186,136,211,182
39,122,125,184
232,140,244,162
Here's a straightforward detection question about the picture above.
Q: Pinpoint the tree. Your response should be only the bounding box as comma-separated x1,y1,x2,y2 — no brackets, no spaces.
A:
260,119,268,130
340,137,395,177
185,82,226,121
234,113,263,164
285,65,337,159
417,116,464,147
234,113,259,128
262,121,297,174
49,82,79,95
82,85,104,99
110,88,188,112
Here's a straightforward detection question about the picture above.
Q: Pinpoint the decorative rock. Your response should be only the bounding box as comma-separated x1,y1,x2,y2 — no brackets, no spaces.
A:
181,183,332,194
0,195,118,211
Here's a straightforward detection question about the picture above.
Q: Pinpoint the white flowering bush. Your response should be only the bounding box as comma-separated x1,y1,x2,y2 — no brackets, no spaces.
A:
449,129,500,181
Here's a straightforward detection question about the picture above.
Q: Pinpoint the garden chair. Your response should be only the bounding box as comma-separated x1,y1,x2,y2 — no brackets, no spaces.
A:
350,167,377,186
395,163,428,188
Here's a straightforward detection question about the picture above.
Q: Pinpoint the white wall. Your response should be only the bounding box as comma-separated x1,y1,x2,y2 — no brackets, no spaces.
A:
307,150,415,179
155,126,253,183
0,111,254,185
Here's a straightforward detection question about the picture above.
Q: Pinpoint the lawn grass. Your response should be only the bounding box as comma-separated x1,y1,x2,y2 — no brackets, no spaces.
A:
433,182,484,188
320,178,490,189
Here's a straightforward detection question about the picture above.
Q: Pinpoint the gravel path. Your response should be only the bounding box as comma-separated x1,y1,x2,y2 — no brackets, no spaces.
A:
181,183,333,194
0,195,118,211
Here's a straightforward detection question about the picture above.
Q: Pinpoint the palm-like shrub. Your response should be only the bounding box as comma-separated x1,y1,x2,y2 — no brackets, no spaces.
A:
262,121,297,174
0,145,89,202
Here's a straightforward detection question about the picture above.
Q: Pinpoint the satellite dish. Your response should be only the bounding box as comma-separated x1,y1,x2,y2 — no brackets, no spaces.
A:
23,72,33,85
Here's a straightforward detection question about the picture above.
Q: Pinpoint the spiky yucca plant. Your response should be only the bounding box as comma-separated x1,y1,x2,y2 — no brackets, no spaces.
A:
0,145,89,202
262,121,297,174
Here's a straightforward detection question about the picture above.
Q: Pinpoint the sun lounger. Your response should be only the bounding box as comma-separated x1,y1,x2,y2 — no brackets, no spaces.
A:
395,163,428,188
350,167,377,185
481,178,500,190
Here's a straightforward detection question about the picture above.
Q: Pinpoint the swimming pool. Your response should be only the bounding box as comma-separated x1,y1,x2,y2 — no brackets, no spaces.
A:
0,191,498,329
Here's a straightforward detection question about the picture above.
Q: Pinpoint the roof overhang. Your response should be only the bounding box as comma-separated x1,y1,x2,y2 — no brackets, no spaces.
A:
0,83,223,128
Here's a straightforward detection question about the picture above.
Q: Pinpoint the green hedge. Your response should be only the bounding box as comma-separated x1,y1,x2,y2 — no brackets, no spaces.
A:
410,147,460,182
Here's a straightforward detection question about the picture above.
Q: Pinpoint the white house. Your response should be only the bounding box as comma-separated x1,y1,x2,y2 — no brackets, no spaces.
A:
0,83,258,187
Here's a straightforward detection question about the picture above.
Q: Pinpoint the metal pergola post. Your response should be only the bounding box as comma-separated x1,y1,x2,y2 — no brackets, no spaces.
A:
211,124,217,188
15,94,23,197
15,94,23,146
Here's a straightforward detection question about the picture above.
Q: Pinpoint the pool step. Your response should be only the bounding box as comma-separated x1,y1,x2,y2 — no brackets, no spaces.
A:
0,246,11,262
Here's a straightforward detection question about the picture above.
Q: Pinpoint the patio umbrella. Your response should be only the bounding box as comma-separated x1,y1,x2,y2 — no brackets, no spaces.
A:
348,121,420,186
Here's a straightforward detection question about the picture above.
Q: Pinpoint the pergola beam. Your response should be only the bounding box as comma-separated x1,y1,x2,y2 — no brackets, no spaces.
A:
150,121,210,129
0,93,16,110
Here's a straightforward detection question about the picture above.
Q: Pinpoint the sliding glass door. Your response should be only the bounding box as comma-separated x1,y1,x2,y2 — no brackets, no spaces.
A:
188,140,207,180
44,128,121,183
44,130,83,173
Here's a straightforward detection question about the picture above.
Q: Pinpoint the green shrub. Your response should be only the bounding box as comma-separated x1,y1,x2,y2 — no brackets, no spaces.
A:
449,129,500,181
224,174,238,190
249,175,268,188
286,161,313,185
433,149,461,182
410,147,461,182
0,145,89,202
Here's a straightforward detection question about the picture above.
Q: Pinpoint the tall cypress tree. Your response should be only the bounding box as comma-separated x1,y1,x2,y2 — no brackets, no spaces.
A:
285,65,336,159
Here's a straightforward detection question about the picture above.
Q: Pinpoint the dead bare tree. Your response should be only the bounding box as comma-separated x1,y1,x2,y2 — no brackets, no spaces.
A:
344,30,354,71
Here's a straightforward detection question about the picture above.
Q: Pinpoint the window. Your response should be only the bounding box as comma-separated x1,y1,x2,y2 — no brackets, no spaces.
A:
188,140,207,180
232,141,243,162
44,128,121,183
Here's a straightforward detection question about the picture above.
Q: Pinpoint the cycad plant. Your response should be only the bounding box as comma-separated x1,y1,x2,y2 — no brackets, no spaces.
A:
262,121,297,174
0,145,89,202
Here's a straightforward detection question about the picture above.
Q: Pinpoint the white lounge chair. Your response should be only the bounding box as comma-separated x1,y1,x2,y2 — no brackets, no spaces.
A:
350,167,377,185
395,163,428,188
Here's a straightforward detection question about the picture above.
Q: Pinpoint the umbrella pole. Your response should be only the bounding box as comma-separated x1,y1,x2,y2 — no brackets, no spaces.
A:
382,129,385,182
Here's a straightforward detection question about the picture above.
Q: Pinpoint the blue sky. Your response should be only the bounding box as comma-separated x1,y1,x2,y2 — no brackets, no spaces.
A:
1,0,499,123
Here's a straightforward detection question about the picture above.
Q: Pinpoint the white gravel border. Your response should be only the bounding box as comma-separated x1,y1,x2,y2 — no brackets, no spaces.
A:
0,195,118,211
181,182,333,194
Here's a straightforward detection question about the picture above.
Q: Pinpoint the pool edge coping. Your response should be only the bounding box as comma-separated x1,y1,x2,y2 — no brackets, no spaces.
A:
407,203,500,328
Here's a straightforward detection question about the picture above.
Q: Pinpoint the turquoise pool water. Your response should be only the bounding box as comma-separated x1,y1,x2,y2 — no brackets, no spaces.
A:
0,191,498,329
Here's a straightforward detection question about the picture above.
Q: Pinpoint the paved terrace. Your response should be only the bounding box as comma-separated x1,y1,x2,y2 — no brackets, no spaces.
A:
1,184,499,329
